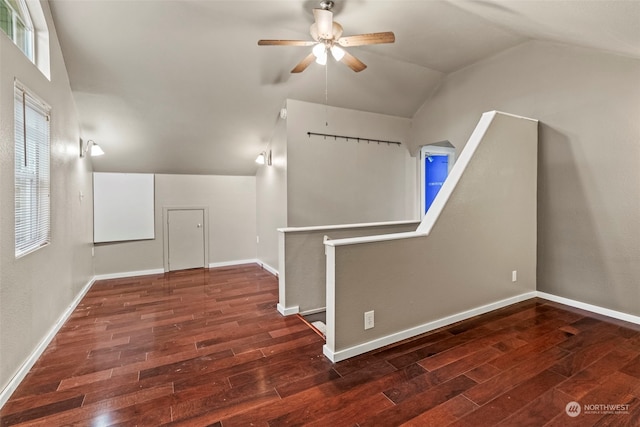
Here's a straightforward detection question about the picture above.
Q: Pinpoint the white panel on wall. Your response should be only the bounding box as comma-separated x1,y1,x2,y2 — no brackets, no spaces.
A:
93,173,155,243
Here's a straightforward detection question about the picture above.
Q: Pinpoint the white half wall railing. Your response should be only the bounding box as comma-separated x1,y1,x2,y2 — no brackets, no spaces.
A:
277,220,421,316
324,111,540,362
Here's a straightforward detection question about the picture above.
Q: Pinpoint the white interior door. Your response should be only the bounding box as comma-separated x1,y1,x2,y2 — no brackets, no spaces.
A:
168,209,205,271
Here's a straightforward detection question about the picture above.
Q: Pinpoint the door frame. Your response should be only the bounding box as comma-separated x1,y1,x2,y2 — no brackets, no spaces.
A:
420,144,456,218
163,206,209,272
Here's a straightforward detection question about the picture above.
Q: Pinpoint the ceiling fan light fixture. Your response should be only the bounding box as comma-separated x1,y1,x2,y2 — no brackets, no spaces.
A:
257,1,395,73
313,43,328,65
255,152,266,164
312,43,326,58
330,45,345,61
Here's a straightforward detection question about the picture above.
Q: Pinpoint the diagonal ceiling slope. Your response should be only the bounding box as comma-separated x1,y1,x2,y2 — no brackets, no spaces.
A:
48,0,640,175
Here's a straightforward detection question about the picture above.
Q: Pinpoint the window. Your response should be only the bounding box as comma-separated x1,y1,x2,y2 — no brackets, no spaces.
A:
420,144,456,217
15,82,50,258
0,0,33,61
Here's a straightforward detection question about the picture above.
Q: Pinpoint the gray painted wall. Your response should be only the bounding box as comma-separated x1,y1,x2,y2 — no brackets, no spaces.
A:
327,113,538,356
0,2,93,393
256,113,287,272
286,99,418,227
410,40,640,316
255,99,419,271
94,174,257,275
279,221,421,314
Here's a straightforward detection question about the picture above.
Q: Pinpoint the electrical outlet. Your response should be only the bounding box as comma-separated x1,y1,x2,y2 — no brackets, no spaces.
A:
364,310,374,330
512,270,517,282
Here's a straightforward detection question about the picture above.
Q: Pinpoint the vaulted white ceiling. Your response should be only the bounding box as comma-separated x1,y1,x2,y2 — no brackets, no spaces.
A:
48,0,640,175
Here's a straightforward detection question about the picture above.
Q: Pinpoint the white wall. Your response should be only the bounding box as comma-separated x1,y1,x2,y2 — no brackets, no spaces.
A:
0,1,93,394
286,99,418,227
410,40,640,317
94,174,257,275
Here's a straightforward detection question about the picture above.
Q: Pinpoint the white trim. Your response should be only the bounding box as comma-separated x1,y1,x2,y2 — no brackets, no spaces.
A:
323,292,536,362
94,268,165,281
95,260,274,281
325,111,498,249
416,111,496,236
0,276,96,407
277,303,300,316
300,307,326,316
323,111,538,249
325,231,426,247
278,220,420,234
278,231,286,312
258,261,279,277
493,111,538,122
325,245,336,351
536,292,640,325
208,259,259,269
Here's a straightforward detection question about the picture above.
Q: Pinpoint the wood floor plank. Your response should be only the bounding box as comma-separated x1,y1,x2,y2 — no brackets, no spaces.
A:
451,369,566,427
494,387,575,426
360,375,477,426
545,371,639,427
555,347,638,400
400,394,478,426
462,346,570,406
1,268,638,426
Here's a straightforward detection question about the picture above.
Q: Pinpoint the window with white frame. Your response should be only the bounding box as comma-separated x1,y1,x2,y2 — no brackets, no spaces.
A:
14,82,50,258
0,0,34,61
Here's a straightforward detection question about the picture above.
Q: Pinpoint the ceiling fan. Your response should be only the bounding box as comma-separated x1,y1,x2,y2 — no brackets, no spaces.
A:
258,0,395,73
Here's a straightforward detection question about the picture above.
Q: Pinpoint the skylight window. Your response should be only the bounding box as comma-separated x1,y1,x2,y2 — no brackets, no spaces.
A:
0,0,34,61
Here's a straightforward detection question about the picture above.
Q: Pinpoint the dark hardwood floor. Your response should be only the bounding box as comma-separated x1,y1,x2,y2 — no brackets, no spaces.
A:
1,264,639,426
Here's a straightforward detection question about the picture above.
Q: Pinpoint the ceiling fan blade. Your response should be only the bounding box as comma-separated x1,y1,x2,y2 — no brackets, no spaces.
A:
291,53,316,73
338,32,395,47
258,40,316,46
313,8,334,39
341,50,367,72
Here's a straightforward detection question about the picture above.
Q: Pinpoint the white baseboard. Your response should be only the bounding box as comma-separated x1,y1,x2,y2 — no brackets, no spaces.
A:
300,307,327,316
94,268,165,281
95,261,276,281
323,292,537,363
208,259,278,277
0,276,96,408
257,261,279,277
208,259,259,269
323,291,639,363
277,303,300,316
536,292,640,325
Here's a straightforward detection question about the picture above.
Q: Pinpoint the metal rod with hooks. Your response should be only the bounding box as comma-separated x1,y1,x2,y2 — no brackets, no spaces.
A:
306,132,402,146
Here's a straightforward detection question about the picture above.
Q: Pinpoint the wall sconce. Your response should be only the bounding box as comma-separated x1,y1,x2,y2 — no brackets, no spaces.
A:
255,150,272,166
80,139,105,158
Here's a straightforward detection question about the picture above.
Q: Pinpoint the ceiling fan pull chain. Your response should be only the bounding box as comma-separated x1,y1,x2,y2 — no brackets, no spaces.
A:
325,59,329,127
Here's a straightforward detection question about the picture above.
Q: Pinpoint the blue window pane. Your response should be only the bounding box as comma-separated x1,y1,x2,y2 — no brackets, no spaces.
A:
425,155,448,213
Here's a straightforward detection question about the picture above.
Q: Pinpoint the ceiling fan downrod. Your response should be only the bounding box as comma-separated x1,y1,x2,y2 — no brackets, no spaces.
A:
320,1,334,11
